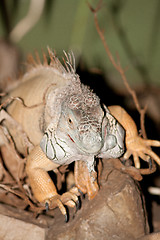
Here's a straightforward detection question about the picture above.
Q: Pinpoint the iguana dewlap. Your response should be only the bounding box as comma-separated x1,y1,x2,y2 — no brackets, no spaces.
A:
1,49,160,216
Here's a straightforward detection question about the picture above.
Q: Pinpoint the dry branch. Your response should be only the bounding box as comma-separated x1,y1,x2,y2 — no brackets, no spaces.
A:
88,0,147,138
88,0,157,175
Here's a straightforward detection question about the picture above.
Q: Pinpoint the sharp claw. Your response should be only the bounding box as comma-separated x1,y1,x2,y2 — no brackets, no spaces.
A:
76,197,81,211
120,158,126,166
72,199,81,219
149,158,152,169
45,201,49,212
65,212,69,223
78,189,85,199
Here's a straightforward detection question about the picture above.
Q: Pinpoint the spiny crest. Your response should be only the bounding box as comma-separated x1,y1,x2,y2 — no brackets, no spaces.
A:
26,47,76,76
26,50,48,69
26,48,99,111
26,47,82,93
48,48,76,76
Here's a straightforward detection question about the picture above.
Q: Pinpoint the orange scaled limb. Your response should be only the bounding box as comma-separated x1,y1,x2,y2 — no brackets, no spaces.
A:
26,145,79,216
74,161,99,200
108,105,160,169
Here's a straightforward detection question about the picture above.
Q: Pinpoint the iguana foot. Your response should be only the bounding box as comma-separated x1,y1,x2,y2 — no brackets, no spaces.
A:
108,105,160,169
124,137,160,169
60,186,80,208
45,186,80,218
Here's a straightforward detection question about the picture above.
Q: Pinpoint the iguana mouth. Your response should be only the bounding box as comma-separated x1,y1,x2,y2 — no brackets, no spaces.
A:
68,134,75,143
68,132,102,155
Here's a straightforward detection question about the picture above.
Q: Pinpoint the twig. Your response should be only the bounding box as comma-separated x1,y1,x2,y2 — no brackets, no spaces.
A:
0,96,44,110
88,0,147,138
0,183,45,213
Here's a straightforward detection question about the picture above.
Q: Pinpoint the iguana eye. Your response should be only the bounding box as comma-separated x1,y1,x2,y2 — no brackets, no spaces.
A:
68,118,74,129
68,118,72,124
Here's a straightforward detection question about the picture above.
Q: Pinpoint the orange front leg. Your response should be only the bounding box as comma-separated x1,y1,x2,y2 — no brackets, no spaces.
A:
74,161,99,200
108,105,160,168
26,145,79,216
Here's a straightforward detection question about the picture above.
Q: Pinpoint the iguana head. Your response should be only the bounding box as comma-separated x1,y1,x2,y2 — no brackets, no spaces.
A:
59,87,104,155
40,50,124,168
41,82,124,163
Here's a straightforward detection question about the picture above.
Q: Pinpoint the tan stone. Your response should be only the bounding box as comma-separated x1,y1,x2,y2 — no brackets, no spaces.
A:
0,214,46,240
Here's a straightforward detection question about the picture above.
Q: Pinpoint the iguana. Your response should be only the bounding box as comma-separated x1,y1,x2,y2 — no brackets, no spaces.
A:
0,49,160,218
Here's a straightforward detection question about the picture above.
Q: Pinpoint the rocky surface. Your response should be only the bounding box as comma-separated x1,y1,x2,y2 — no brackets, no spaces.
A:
47,159,149,240
0,159,156,240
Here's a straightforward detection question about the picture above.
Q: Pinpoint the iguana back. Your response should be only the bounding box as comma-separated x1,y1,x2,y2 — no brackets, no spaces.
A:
5,51,78,147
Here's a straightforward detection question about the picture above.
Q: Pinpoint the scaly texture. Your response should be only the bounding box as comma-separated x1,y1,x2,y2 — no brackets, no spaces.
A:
1,48,160,217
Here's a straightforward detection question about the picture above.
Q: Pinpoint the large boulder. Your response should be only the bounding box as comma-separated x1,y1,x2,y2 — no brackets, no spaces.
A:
47,159,149,240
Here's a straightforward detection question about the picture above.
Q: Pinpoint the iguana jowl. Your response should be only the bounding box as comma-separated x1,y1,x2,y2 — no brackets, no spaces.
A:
1,49,160,217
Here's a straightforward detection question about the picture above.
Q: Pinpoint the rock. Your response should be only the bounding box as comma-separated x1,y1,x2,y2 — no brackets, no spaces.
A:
137,232,160,240
0,159,151,239
0,214,46,240
47,159,149,240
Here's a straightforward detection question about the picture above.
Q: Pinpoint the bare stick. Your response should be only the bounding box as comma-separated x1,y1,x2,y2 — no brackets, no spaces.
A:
88,1,147,138
0,183,45,213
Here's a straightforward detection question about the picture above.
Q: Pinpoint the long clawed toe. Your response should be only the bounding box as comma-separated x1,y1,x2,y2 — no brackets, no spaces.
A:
61,194,81,222
61,190,81,214
45,198,68,222
144,139,160,147
123,136,160,170
133,150,159,170
45,199,67,221
44,188,81,222
143,139,160,166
